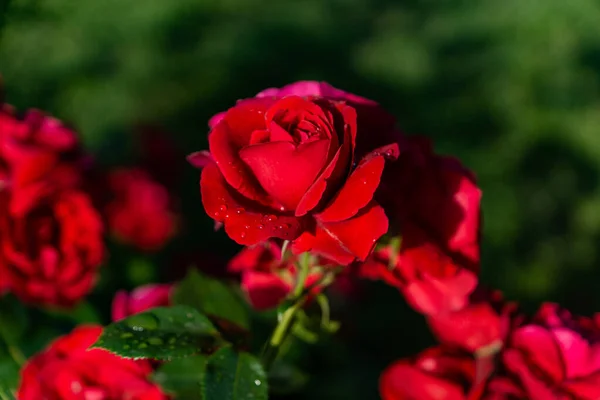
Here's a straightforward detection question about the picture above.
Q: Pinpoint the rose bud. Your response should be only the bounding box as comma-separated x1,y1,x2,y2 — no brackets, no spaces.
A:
228,241,330,310
427,287,520,354
190,81,402,265
0,106,87,215
111,283,173,321
0,190,104,307
360,237,478,316
496,303,600,399
380,346,488,400
105,168,177,252
17,325,168,400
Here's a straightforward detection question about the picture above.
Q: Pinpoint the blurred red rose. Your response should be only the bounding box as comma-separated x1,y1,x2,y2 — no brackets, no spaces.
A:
228,241,328,310
427,287,519,354
111,283,173,321
0,106,88,215
0,190,104,307
380,347,488,400
105,168,177,251
190,81,401,265
18,325,168,400
360,239,478,315
362,137,482,315
495,303,600,400
382,136,482,271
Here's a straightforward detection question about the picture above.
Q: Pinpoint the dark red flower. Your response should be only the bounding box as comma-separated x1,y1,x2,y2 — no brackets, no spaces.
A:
105,168,177,251
360,239,478,315
492,303,600,400
427,287,519,354
228,241,330,310
0,190,104,307
0,106,87,216
111,283,173,321
380,347,488,400
190,81,401,265
384,136,481,271
18,325,168,400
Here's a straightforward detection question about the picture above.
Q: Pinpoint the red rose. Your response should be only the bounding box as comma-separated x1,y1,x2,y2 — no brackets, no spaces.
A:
381,136,481,271
228,241,327,310
496,303,600,400
105,168,177,251
380,347,488,400
111,283,173,321
190,82,400,265
427,288,519,354
0,190,104,307
360,239,478,315
0,106,87,215
18,325,168,400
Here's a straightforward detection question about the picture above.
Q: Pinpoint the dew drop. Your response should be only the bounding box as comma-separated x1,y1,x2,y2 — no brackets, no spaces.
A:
121,332,134,339
126,313,159,331
219,205,228,212
266,215,277,222
240,231,247,239
138,343,148,349
257,224,264,230
147,337,164,346
254,380,261,386
244,225,250,229
362,180,368,185
279,205,286,211
213,211,221,219
235,207,244,214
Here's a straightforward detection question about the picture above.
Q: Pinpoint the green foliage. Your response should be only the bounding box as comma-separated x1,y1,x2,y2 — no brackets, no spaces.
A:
173,269,250,330
92,306,222,360
154,347,268,400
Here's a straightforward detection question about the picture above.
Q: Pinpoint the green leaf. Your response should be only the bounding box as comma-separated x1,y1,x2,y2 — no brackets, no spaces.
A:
203,347,268,400
153,355,208,400
92,305,223,360
173,270,250,330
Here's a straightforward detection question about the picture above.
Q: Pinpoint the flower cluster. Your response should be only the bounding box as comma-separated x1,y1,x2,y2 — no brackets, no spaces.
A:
5,80,599,400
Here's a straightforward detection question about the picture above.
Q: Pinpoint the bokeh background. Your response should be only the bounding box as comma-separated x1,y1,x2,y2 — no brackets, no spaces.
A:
2,0,600,398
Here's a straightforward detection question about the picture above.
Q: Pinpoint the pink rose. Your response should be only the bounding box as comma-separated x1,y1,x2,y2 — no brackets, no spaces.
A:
111,283,173,321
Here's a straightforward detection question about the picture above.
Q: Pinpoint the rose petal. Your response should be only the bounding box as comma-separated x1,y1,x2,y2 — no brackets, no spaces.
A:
239,139,330,210
241,271,291,310
317,155,385,222
293,202,388,264
201,162,304,245
187,151,213,169
295,107,355,216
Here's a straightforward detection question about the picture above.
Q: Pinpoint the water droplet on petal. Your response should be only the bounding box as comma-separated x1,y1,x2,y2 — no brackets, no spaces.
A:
219,205,228,212
214,211,221,219
235,207,244,214
258,224,264,230
240,231,247,239
279,205,286,211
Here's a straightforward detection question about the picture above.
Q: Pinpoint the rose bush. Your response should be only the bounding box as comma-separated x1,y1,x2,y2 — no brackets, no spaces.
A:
190,82,401,265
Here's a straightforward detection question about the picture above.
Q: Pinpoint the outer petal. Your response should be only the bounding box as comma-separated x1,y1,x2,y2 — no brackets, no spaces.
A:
293,202,388,264
201,162,304,245
317,155,385,222
239,139,330,210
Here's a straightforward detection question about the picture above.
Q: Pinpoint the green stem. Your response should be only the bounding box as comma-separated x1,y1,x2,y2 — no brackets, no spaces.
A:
261,299,304,369
293,252,311,298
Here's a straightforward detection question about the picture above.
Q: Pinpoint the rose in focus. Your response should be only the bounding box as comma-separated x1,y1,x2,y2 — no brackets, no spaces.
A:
17,325,168,400
190,81,400,265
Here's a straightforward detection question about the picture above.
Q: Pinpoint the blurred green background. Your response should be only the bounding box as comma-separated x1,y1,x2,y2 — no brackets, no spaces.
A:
2,0,600,398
